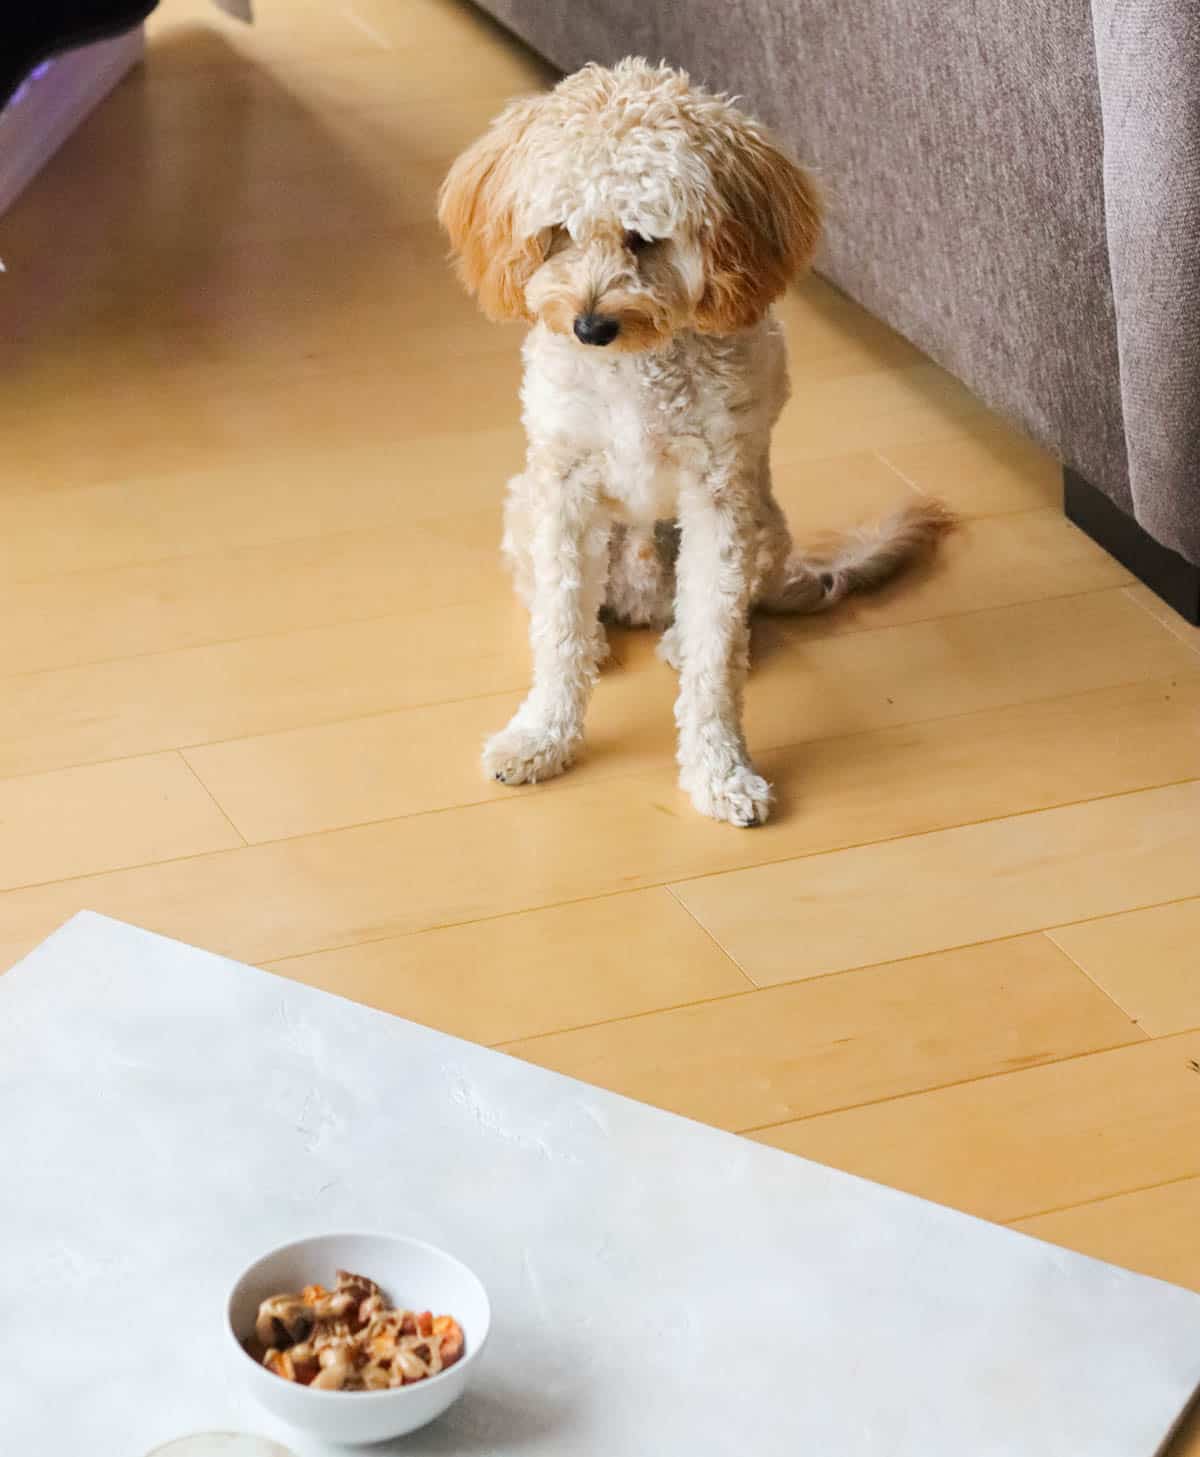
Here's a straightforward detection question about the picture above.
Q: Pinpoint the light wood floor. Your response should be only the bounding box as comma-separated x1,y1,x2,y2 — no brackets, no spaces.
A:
6,3,1200,1435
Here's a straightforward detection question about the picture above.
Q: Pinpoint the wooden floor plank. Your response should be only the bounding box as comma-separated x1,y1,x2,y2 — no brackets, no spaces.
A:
501,936,1141,1131
3,576,1185,781
0,488,1128,682
1014,1177,1200,1292
673,780,1200,988
6,681,1200,976
1049,899,1200,1037
875,418,1063,516
0,518,507,677
0,426,524,581
266,887,751,1045
182,658,1200,845
1125,585,1200,657
0,754,241,889
1168,1404,1200,1457
771,361,995,463
1,344,525,489
0,600,529,781
752,1030,1200,1222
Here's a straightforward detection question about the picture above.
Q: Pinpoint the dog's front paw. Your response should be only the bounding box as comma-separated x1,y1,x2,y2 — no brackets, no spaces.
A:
684,763,772,827
483,724,576,786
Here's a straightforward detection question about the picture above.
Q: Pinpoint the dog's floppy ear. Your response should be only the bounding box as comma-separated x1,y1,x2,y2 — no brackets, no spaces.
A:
438,96,547,322
694,123,821,334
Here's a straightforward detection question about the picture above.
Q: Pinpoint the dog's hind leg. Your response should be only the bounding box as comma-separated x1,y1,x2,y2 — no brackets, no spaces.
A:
604,521,676,627
750,484,801,606
484,453,610,786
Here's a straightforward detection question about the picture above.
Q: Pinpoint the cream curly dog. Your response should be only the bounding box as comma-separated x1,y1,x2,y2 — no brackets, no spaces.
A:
439,58,950,827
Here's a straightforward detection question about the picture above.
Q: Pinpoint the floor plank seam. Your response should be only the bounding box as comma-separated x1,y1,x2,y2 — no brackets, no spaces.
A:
0,509,510,591
490,985,756,1049
661,771,1200,896
871,450,931,498
2,651,1190,825
176,751,249,848
88,658,1200,770
1122,585,1200,658
735,1031,1175,1137
0,596,522,686
662,883,758,990
0,572,1168,691
1006,1167,1200,1228
238,828,1200,986
3,767,1197,909
1039,927,1146,1031
258,920,1164,1034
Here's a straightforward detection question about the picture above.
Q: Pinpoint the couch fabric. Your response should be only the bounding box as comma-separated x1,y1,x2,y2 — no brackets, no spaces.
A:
1089,3,1200,563
472,0,1200,566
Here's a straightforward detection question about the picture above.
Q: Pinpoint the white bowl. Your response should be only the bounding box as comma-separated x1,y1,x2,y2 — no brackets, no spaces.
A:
226,1233,491,1446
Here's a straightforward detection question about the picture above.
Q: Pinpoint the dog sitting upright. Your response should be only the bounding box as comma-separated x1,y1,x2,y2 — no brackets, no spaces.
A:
439,58,951,826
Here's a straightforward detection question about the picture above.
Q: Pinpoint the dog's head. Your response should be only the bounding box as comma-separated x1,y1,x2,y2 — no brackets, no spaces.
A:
438,59,821,352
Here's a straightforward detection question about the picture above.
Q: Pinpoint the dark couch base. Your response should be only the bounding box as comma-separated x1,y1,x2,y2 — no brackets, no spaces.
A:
1065,468,1200,625
1,3,157,108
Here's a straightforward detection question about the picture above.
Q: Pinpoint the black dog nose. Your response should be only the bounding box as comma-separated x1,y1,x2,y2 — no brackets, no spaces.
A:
573,313,620,346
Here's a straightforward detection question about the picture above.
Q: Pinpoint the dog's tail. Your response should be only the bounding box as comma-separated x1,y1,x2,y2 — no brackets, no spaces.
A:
761,498,956,614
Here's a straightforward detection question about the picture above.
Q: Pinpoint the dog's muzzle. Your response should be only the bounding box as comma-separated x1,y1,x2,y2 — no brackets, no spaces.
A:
573,313,621,347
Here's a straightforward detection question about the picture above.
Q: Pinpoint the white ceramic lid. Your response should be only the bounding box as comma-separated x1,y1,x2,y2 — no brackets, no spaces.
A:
145,1436,295,1457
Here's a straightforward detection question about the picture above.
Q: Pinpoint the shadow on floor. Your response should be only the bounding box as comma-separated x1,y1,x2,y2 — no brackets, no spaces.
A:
0,22,456,381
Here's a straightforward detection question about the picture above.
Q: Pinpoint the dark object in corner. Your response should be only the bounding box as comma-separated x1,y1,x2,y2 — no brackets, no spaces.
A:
1065,467,1200,627
1,2,158,110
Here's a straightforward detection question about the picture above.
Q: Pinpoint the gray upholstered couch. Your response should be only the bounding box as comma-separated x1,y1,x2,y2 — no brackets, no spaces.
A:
469,0,1200,622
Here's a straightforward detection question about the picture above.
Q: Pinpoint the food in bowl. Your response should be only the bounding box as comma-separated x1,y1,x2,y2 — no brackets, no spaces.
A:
246,1268,465,1392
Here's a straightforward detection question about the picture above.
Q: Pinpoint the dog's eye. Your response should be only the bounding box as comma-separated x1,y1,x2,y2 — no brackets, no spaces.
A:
624,230,653,254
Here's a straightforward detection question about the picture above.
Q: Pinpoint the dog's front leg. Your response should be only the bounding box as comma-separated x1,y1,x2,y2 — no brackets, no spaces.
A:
673,462,771,827
484,454,608,786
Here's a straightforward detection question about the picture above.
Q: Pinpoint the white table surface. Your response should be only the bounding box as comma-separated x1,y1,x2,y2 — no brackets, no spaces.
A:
3,912,1199,1456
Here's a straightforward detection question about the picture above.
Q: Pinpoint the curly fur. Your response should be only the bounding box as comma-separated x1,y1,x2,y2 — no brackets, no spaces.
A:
440,59,953,826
